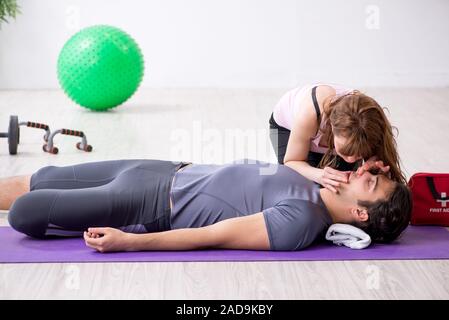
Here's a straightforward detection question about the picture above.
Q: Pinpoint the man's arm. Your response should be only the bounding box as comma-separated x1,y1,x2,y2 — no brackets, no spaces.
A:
84,212,271,252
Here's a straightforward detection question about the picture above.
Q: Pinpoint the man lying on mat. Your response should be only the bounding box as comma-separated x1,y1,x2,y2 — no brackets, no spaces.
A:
3,158,411,252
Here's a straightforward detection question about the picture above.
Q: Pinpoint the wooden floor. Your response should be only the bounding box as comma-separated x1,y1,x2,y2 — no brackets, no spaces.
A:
0,87,448,299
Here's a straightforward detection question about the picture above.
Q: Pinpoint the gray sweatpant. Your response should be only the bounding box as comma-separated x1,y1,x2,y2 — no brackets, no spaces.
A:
8,159,190,238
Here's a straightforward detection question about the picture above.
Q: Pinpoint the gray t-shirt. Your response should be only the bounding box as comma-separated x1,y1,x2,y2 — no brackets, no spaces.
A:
169,160,332,251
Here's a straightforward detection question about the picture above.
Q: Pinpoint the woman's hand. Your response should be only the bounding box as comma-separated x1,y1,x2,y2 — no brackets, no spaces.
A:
356,156,390,178
83,227,135,253
319,166,350,193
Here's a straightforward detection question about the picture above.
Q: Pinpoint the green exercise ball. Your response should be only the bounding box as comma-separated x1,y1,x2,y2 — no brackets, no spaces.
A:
57,25,144,111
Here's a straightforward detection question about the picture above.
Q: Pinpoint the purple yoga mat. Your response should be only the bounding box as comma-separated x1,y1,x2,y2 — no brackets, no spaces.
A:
1,226,448,263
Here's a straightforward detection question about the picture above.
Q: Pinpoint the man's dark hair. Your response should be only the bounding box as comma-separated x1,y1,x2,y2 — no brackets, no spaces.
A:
356,183,413,243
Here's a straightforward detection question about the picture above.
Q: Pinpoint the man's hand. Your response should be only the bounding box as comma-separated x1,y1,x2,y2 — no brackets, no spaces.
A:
83,227,134,253
357,156,391,177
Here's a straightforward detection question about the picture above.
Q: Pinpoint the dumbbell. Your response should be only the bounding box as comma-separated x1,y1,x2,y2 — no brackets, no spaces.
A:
1,115,93,155
0,115,51,155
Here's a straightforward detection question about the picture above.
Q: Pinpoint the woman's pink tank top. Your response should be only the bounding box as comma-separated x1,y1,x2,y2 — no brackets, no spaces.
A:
273,83,353,154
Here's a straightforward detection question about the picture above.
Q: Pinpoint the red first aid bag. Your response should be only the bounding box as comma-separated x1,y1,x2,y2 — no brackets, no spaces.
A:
408,173,449,226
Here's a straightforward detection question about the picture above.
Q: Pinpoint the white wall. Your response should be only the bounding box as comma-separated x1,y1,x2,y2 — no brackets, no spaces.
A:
0,0,448,89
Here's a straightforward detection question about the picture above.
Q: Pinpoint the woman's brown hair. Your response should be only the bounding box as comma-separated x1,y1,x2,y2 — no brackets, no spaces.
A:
318,91,406,184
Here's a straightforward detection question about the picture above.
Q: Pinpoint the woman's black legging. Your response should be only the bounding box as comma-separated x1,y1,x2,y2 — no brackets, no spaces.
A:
8,159,189,238
269,113,357,171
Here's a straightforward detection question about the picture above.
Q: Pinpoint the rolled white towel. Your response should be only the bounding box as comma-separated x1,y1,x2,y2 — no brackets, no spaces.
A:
325,223,372,249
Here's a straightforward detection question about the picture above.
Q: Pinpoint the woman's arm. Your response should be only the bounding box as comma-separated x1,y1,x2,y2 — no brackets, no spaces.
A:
284,132,348,193
282,89,325,183
84,212,270,252
283,86,348,192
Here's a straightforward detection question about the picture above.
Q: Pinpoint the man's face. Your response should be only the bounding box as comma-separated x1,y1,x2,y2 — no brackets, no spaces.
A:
338,170,395,205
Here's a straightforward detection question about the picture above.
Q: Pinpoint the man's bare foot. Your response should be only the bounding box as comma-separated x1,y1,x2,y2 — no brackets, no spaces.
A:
0,175,31,210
